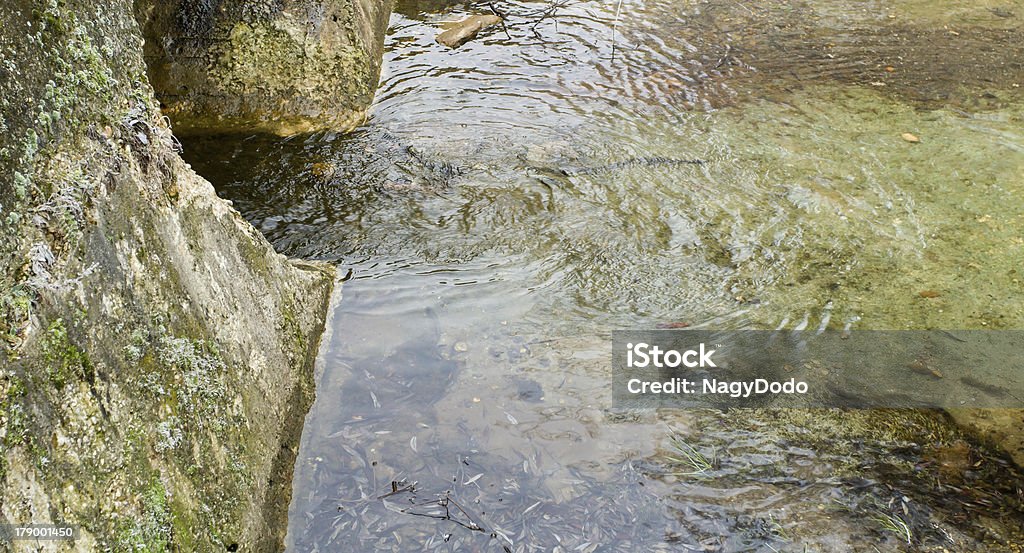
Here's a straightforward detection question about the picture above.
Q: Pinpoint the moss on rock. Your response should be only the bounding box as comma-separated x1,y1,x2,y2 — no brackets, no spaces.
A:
0,0,343,550
134,0,392,135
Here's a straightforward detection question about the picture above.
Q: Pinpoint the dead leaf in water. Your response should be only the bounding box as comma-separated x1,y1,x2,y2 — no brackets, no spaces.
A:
924,440,973,479
907,359,943,379
918,290,941,298
901,132,921,143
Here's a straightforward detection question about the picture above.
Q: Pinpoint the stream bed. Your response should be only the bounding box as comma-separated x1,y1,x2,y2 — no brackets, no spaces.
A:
182,0,1024,550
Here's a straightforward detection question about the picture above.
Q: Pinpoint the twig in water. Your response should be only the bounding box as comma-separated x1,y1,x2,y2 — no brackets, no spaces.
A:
377,480,418,499
523,0,574,39
611,0,623,62
381,484,514,552
488,3,512,40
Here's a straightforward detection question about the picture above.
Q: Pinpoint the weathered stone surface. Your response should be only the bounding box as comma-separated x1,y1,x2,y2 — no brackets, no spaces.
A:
1,0,337,550
134,0,393,135
436,14,502,49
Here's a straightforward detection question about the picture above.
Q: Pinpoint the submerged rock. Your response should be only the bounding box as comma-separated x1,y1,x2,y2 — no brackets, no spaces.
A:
436,14,503,49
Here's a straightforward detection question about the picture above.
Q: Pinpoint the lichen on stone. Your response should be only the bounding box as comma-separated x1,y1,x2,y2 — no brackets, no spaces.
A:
135,0,391,135
0,0,340,549
115,479,174,552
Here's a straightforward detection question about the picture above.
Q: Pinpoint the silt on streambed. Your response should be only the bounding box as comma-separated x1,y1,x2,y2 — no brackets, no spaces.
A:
181,0,1024,550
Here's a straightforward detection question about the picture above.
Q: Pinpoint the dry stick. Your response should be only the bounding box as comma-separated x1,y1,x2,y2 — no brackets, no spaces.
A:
488,3,513,40
527,0,572,38
730,0,754,16
445,495,486,532
611,0,624,62
713,44,733,69
405,502,483,533
383,486,513,552
377,480,417,499
485,0,573,40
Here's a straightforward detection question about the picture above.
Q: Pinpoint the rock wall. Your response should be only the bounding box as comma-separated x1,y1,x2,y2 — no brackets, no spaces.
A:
0,0,380,549
134,0,393,135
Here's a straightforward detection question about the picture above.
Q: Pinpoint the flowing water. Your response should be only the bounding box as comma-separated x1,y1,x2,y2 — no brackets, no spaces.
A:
182,0,1024,550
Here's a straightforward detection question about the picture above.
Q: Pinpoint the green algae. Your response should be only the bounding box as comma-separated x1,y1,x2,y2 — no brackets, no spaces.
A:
40,317,93,389
136,0,387,135
1,2,335,549
704,87,1024,330
115,479,173,552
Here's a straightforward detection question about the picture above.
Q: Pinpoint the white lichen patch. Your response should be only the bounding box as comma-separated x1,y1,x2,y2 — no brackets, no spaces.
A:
1,1,336,548
156,336,228,416
122,328,149,364
155,417,183,452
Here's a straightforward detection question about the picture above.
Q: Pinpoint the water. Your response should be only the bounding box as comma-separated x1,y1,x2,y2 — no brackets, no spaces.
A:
181,0,1024,550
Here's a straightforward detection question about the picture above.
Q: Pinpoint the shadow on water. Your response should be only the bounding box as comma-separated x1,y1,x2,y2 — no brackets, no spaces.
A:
180,0,1024,550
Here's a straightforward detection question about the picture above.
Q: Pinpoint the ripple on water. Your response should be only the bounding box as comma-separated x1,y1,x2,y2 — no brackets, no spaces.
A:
180,0,1024,550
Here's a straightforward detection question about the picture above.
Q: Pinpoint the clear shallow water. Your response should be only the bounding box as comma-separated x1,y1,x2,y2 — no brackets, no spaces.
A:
182,0,1024,550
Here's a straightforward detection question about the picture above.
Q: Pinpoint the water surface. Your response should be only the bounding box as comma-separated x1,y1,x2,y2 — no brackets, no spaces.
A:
183,0,1024,550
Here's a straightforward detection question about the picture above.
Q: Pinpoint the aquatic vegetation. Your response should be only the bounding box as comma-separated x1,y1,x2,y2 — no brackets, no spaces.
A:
872,511,913,545
665,432,717,477
767,513,790,543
